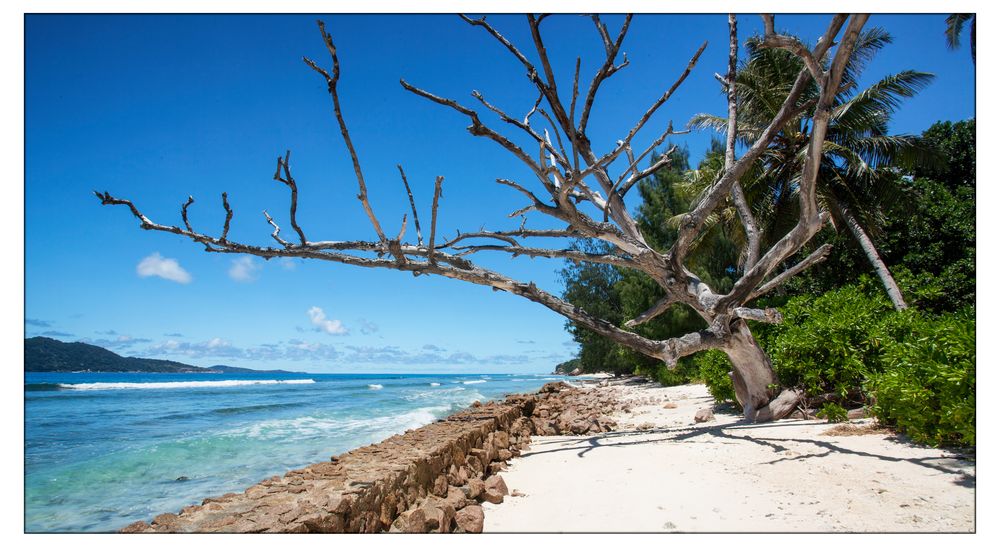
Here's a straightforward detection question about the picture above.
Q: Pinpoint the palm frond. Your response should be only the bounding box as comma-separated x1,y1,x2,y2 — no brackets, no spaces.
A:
946,14,973,50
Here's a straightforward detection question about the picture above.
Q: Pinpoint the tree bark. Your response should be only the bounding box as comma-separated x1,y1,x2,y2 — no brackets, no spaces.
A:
836,202,908,310
722,320,778,421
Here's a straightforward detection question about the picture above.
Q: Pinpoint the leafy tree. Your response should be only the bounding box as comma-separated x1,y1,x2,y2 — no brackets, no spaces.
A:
913,119,975,191
558,239,632,376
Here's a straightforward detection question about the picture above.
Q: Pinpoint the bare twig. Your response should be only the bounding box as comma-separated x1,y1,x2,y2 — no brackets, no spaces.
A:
397,165,424,246
428,176,444,265
273,150,308,245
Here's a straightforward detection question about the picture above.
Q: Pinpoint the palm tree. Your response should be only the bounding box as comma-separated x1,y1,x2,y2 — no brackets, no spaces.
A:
945,14,975,63
689,28,934,310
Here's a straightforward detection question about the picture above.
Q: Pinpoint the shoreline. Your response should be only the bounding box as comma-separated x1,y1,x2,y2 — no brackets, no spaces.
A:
120,378,974,533
120,379,618,533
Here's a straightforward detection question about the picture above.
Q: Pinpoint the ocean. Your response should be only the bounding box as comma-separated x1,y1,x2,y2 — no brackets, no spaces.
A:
24,371,567,532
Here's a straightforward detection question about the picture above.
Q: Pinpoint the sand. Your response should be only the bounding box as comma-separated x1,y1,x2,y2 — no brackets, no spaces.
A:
482,381,975,533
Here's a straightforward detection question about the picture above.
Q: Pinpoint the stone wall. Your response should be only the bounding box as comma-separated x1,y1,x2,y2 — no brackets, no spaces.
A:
122,381,621,534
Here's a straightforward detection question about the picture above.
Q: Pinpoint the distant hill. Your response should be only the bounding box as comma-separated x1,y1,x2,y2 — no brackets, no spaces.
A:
553,358,581,375
24,337,298,374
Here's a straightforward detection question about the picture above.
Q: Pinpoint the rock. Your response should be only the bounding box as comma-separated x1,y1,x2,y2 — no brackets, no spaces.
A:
481,487,505,504
419,500,455,533
694,408,715,423
466,478,485,500
444,486,468,510
121,521,151,533
484,475,509,496
539,381,569,393
432,475,449,497
455,505,484,533
636,422,655,431
391,508,428,533
511,489,526,497
151,513,180,527
175,476,190,482
568,368,582,376
498,448,512,460
663,402,677,409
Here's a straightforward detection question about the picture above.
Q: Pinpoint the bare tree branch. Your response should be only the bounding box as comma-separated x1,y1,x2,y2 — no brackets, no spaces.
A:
304,20,388,244
273,150,308,245
220,192,233,242
748,243,834,301
724,14,762,270
578,14,632,133
624,294,676,328
397,165,424,246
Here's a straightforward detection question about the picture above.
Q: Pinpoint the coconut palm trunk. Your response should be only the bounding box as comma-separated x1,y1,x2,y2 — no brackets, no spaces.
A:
836,202,908,310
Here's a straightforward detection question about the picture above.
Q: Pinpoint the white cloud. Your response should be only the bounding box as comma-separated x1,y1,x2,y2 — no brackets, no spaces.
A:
279,258,297,270
136,253,192,284
228,256,261,282
307,306,348,335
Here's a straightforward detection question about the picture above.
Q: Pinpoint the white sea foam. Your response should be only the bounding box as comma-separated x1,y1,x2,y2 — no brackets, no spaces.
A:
462,380,487,384
429,382,441,386
367,384,383,390
58,379,316,391
232,406,450,440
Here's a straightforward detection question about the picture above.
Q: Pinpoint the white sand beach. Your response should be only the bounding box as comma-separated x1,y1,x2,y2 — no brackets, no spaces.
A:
483,382,975,533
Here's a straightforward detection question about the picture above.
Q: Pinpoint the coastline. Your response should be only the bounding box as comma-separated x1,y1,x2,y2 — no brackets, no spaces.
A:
121,378,975,533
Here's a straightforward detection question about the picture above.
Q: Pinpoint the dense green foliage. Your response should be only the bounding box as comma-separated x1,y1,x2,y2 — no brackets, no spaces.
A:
758,281,893,399
868,308,976,446
698,279,976,446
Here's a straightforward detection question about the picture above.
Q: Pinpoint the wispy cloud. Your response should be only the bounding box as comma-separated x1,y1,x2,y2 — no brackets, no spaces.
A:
423,344,446,352
307,307,347,335
358,318,379,335
164,332,184,337
144,337,341,362
25,318,52,328
38,330,73,338
84,335,153,349
228,256,261,282
95,329,119,335
137,253,192,284
278,258,297,270
516,340,536,345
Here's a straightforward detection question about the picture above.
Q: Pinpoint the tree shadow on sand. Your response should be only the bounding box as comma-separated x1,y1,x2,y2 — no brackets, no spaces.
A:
519,418,975,489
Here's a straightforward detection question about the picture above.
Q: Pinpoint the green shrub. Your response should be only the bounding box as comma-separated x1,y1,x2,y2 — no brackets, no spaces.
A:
816,402,849,423
867,308,975,447
694,350,736,404
756,279,892,398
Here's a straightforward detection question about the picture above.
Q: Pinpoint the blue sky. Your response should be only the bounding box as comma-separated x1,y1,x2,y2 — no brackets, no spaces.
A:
24,13,975,373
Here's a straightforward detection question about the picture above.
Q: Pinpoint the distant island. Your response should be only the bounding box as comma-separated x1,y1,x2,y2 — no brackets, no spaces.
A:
24,337,300,374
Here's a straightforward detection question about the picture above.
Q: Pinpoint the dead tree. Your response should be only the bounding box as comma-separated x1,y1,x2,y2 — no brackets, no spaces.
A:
97,14,870,422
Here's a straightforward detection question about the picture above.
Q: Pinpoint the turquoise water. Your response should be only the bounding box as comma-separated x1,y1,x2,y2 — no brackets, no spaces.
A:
24,371,564,532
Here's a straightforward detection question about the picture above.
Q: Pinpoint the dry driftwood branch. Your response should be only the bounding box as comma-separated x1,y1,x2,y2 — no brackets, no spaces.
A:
397,165,424,246
273,150,308,245
99,15,878,423
723,15,762,271
748,243,834,301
